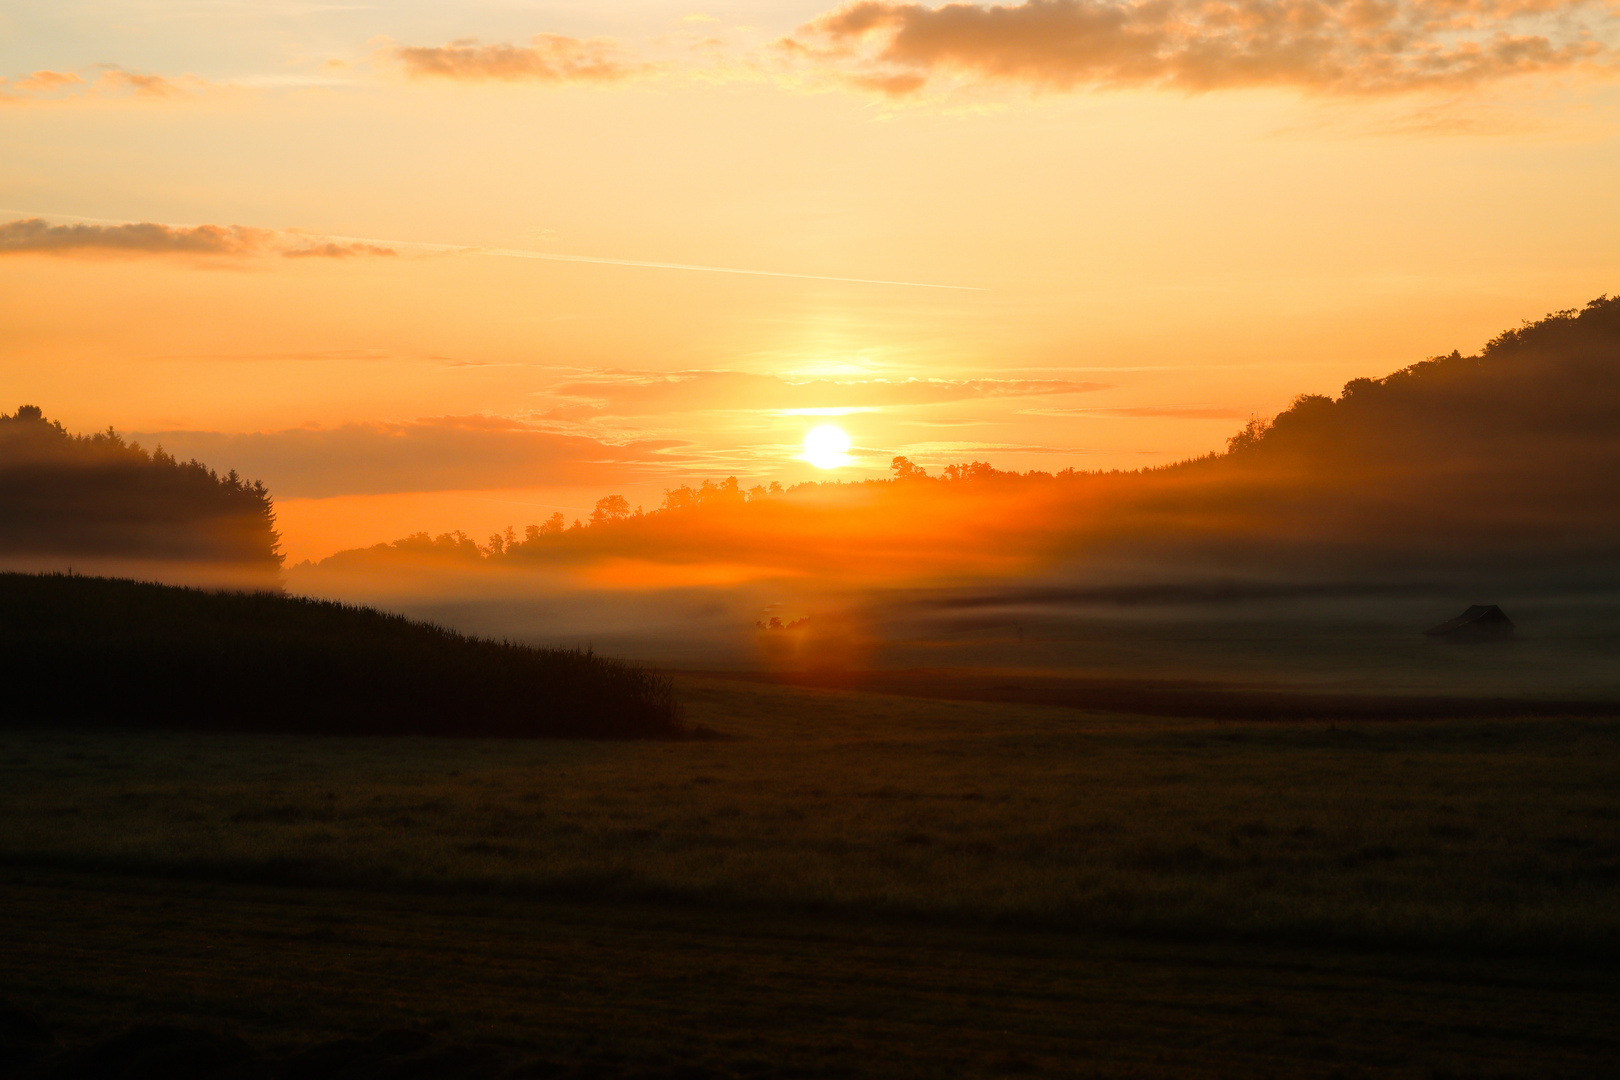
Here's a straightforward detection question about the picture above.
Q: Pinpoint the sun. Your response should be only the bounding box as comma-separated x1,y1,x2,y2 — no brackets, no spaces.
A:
803,424,851,469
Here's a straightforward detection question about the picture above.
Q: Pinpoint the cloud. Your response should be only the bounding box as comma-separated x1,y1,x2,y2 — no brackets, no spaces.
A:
131,416,684,499
546,370,1108,416
785,0,1614,96
0,219,269,256
280,241,399,259
95,68,185,98
1,66,201,104
1041,405,1253,419
849,71,932,94
0,218,398,260
396,34,646,82
893,440,1089,454
16,71,83,92
0,216,967,286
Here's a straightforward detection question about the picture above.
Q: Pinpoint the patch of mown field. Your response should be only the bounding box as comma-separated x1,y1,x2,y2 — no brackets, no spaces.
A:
1,676,1617,1075
1,676,1616,954
3,867,1617,1079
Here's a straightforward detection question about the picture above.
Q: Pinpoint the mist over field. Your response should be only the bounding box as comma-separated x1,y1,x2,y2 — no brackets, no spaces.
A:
5,294,1615,697
276,296,1620,699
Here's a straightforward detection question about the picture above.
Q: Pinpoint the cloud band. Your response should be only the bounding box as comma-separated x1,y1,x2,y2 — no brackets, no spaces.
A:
0,218,397,259
786,0,1611,95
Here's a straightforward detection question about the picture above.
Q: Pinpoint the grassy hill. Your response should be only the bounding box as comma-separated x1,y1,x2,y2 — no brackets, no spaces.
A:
0,573,681,738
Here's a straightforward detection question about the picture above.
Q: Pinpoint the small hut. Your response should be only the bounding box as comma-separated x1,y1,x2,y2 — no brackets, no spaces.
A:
1424,605,1514,641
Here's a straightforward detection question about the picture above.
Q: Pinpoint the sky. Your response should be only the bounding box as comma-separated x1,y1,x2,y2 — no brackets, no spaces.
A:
3,0,1619,562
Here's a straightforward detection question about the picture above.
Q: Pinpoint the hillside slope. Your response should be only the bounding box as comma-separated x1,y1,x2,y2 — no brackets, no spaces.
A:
0,573,681,738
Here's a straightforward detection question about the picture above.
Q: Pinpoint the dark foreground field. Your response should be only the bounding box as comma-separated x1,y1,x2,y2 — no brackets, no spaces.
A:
2,676,1617,1077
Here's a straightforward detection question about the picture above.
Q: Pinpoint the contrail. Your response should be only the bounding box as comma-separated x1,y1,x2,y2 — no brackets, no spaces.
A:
0,210,983,291
471,246,986,291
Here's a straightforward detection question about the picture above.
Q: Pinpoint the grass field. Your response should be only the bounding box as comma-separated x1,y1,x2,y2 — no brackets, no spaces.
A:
3,675,1618,1076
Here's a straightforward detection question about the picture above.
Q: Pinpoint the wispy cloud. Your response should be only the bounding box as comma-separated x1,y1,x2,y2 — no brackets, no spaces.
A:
0,214,972,288
782,0,1615,97
478,246,983,290
14,71,83,93
544,371,1107,417
280,241,399,259
1,66,203,105
0,219,267,256
132,416,683,499
96,68,187,98
0,218,397,259
1033,405,1252,419
395,34,648,82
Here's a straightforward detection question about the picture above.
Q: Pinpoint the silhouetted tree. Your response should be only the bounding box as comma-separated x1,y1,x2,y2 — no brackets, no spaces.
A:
891,456,927,480
940,461,1000,482
702,477,745,504
661,485,698,512
482,525,517,556
662,476,746,511
591,494,631,525
1224,416,1272,454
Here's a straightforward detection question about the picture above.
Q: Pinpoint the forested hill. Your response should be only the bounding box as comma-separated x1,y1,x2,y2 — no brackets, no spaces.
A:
1218,294,1620,467
0,406,281,573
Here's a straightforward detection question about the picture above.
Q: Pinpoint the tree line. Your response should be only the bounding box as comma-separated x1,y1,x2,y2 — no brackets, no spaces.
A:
314,292,1620,575
0,405,282,570
362,458,1094,564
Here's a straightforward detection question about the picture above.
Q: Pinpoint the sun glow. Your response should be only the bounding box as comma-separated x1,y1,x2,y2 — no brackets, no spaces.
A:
803,424,852,469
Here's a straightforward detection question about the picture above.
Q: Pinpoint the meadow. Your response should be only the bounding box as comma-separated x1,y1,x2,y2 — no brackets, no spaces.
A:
2,675,1618,1076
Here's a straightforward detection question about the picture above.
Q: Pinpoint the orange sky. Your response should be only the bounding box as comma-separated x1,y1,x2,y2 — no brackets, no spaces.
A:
4,1,1619,561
